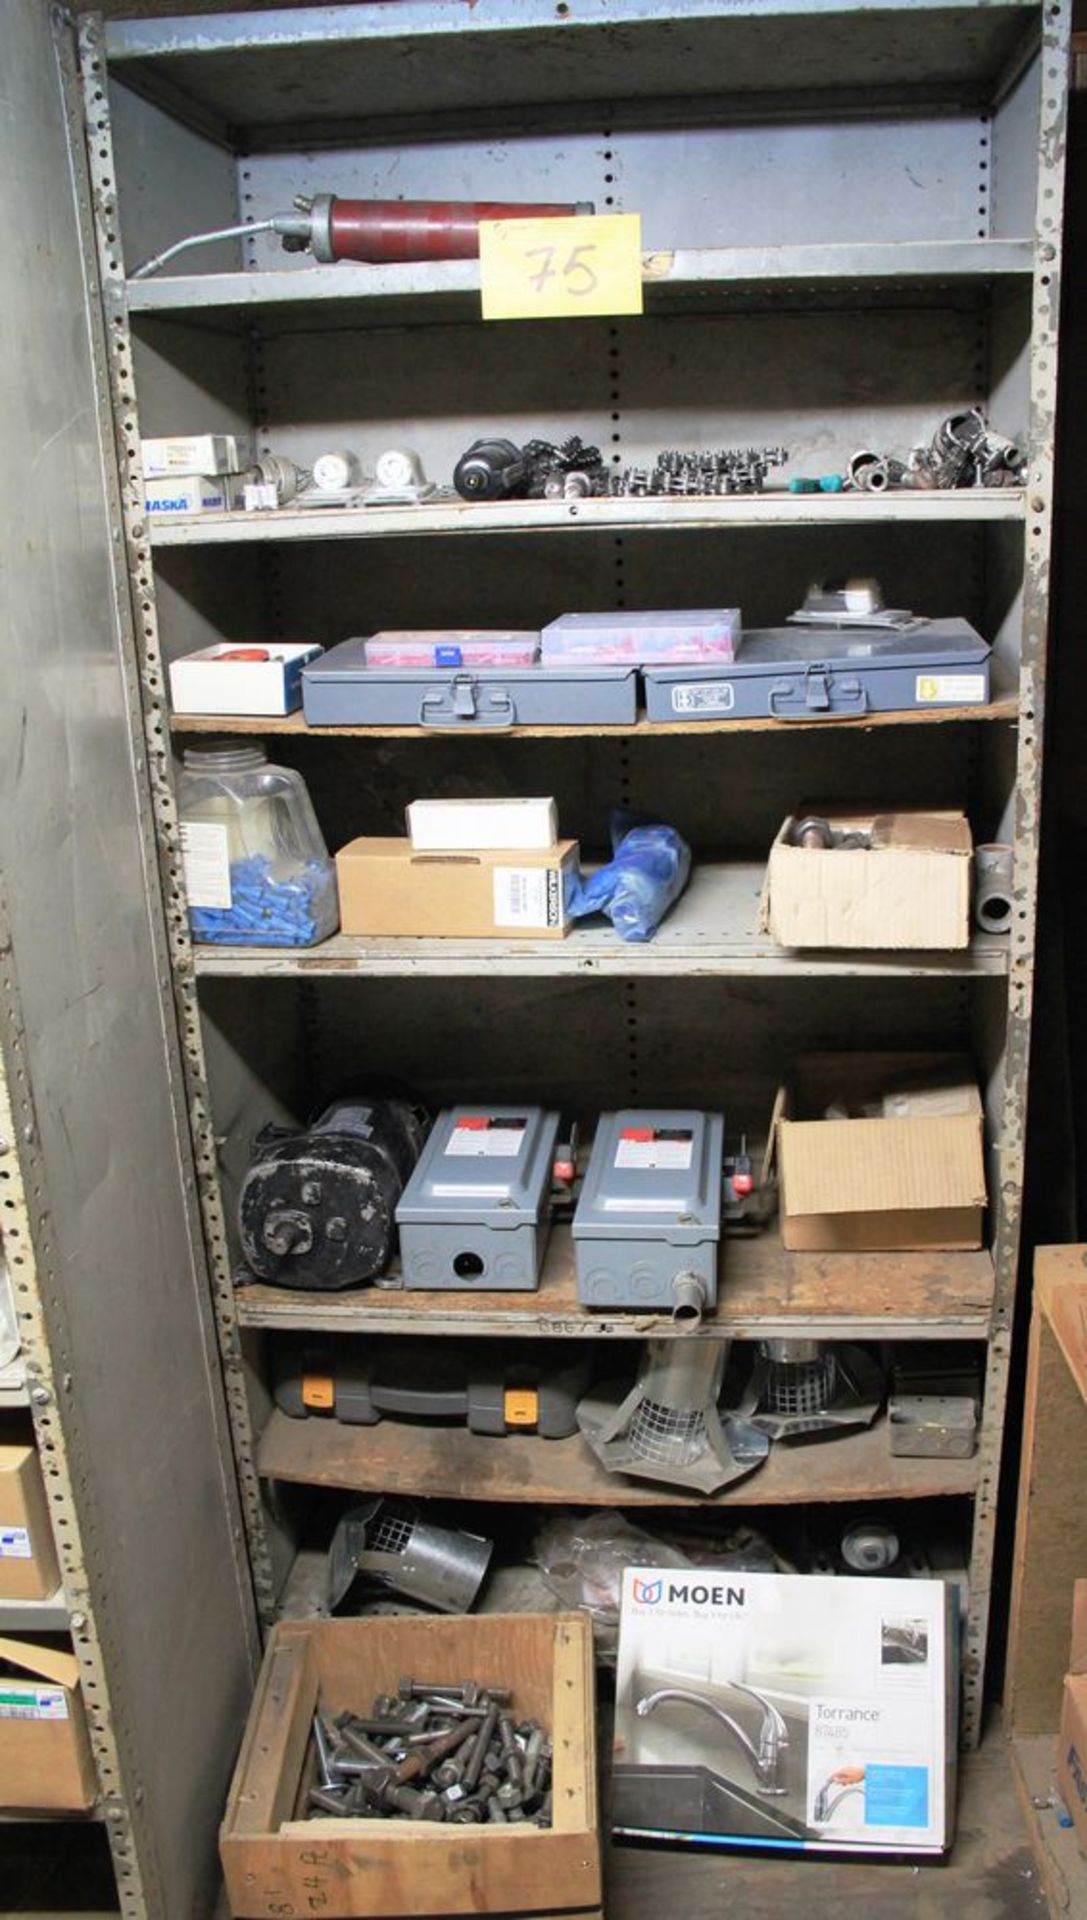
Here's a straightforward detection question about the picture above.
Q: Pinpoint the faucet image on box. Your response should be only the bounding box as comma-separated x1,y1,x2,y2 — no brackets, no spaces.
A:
814,1775,866,1824
635,1684,789,1796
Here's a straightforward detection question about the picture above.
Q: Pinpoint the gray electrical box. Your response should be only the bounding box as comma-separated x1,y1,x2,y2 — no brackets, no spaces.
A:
397,1106,559,1290
574,1110,724,1311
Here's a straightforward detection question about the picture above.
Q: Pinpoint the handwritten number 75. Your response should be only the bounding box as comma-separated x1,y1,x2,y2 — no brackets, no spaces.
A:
524,242,599,296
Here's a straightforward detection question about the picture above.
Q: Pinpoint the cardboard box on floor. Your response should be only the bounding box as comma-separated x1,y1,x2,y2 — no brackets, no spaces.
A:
761,808,973,950
776,1053,987,1252
336,837,578,939
0,1636,97,1811
1057,1580,1087,1849
0,1440,60,1600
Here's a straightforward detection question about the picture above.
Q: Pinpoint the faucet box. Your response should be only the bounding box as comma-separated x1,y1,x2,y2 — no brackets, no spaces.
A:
613,1568,957,1855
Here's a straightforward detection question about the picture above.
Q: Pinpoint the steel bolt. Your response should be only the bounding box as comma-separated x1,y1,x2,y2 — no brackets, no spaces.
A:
462,1702,499,1793
495,1780,524,1810
309,1786,351,1816
522,1727,545,1794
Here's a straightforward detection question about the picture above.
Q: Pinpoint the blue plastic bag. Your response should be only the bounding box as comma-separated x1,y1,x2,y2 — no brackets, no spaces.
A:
568,813,691,943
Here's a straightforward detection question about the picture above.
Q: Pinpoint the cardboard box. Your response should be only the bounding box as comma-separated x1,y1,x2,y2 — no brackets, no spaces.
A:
145,474,229,517
761,809,973,950
406,796,558,852
336,837,578,939
612,1568,957,1856
169,643,324,717
0,1637,97,1811
1057,1580,1087,1850
220,1613,601,1918
0,1442,60,1600
141,433,247,478
776,1053,986,1252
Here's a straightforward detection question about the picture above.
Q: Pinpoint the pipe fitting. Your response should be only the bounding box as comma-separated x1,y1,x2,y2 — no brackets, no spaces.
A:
671,1271,706,1327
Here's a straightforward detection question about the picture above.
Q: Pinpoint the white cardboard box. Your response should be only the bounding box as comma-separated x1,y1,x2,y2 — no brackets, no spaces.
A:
169,643,323,717
146,474,230,517
406,797,558,852
141,434,248,479
613,1567,957,1856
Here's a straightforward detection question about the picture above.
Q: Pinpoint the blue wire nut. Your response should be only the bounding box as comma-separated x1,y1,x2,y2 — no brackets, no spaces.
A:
190,854,339,947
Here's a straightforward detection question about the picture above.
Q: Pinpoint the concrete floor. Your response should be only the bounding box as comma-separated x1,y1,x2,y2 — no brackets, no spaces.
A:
0,1720,1049,1918
605,1723,1047,1919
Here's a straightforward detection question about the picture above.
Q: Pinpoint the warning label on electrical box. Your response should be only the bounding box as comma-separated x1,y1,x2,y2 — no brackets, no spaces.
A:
615,1127,693,1170
447,1116,528,1157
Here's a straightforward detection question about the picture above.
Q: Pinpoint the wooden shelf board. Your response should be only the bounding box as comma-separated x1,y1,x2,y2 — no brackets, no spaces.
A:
236,1225,994,1342
256,1404,978,1506
192,861,1009,980
148,489,1026,548
170,692,1018,742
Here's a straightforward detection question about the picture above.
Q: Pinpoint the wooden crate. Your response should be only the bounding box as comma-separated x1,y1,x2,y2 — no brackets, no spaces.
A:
220,1612,601,1919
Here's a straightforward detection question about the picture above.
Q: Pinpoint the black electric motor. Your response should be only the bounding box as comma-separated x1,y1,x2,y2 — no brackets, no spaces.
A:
238,1098,428,1290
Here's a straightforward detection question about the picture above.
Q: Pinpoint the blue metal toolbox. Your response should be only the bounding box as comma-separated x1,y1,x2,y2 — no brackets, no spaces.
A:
643,619,991,723
303,640,637,727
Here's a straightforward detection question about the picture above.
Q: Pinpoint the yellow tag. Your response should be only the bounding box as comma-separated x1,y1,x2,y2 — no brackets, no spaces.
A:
504,1387,540,1427
479,214,643,321
302,1373,335,1411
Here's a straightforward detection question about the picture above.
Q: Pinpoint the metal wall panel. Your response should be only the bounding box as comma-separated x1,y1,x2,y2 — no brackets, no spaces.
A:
0,6,258,1913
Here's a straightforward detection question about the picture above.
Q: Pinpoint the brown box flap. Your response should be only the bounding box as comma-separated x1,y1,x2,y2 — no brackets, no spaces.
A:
781,1114,986,1217
0,1636,79,1690
870,813,973,855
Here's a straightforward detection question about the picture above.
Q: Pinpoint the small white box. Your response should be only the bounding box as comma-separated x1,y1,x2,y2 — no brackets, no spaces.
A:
169,643,324,717
141,434,248,479
145,475,229,517
406,797,559,852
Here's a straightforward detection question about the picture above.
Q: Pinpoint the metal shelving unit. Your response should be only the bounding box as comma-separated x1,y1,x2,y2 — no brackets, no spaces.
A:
1,5,261,1913
57,0,1067,1807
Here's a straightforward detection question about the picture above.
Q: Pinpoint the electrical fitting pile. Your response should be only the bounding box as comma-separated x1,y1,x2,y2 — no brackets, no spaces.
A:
307,1679,552,1827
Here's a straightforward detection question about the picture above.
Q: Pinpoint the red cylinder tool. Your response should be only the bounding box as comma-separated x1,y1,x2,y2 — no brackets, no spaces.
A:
313,195,595,264
131,194,595,279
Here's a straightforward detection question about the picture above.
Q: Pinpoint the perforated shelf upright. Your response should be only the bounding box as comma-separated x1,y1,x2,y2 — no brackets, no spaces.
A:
63,0,1067,1779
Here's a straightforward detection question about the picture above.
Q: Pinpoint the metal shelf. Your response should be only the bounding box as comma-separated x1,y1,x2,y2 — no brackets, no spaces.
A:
236,1223,995,1344
256,1403,979,1507
192,861,1010,980
126,239,1034,332
0,1587,70,1632
148,488,1027,550
170,691,1019,743
101,2,1038,143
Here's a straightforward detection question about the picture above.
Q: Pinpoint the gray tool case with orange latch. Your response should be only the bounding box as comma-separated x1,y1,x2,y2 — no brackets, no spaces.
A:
396,1106,560,1290
643,619,990,722
303,640,637,726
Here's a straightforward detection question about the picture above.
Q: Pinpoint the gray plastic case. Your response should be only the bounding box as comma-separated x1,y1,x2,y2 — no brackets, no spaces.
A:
396,1106,559,1291
303,639,637,727
643,619,991,722
574,1109,724,1310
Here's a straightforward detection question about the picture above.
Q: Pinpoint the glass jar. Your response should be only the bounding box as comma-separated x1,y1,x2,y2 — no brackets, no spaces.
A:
178,743,339,947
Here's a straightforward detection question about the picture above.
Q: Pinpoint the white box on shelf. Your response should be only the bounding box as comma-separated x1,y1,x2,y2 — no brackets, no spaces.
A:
140,433,248,479
145,475,230,517
169,643,324,717
406,797,559,852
